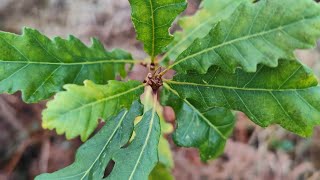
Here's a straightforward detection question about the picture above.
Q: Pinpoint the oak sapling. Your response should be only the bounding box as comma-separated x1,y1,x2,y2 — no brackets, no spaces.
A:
0,0,319,179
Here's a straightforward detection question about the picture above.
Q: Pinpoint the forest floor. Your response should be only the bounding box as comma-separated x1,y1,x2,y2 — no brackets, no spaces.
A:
0,0,320,179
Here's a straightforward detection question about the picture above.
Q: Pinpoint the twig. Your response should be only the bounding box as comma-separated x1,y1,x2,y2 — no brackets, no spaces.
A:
39,137,50,173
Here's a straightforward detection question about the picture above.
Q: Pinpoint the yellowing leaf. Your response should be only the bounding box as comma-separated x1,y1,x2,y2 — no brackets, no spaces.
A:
149,164,174,180
43,80,144,141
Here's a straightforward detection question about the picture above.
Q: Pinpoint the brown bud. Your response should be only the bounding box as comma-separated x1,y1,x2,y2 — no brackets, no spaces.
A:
150,62,155,71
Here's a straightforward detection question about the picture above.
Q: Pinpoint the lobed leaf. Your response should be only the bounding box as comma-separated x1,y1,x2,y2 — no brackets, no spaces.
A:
106,107,161,180
129,0,187,58
168,0,320,74
165,60,320,137
162,84,235,161
162,0,249,64
35,101,143,180
42,80,144,141
0,28,137,103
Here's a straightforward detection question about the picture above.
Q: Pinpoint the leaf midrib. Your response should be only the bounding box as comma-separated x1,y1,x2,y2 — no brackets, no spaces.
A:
167,15,319,70
162,1,241,60
54,111,129,180
128,107,157,180
80,111,128,180
164,83,227,140
165,80,316,92
149,0,155,58
0,59,140,65
60,84,144,116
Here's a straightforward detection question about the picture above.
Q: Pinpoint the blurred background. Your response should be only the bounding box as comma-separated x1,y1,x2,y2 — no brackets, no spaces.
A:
0,0,320,179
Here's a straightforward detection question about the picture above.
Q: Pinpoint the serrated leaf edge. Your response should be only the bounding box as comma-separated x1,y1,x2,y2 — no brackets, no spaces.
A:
163,0,320,74
163,83,227,140
42,80,145,141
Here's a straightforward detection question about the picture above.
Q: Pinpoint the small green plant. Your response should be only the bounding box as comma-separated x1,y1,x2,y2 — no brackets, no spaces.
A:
0,0,320,179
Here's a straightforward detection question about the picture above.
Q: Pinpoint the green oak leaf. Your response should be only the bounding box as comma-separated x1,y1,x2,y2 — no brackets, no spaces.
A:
165,60,320,137
106,107,161,180
129,0,187,58
35,101,143,180
162,0,249,64
0,27,138,103
42,80,144,141
167,0,320,74
162,83,235,161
